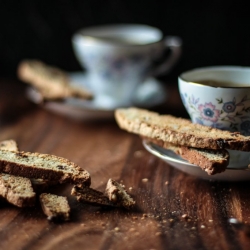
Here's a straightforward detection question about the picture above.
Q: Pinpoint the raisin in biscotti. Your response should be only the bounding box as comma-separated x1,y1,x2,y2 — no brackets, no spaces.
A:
0,150,90,187
39,193,70,221
145,138,229,175
71,186,114,207
115,107,250,151
105,179,135,209
0,173,36,207
17,60,93,100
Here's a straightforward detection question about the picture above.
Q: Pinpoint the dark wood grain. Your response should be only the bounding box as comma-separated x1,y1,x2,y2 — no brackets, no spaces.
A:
1,79,250,250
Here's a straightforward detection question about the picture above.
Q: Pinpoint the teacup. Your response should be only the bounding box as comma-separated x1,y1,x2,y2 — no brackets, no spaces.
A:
178,66,250,168
72,24,182,107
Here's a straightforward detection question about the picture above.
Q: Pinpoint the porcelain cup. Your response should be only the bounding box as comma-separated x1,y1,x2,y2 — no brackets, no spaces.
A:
72,24,182,107
178,66,250,168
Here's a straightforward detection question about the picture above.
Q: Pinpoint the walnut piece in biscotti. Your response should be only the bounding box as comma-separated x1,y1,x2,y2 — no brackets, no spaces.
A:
0,139,19,151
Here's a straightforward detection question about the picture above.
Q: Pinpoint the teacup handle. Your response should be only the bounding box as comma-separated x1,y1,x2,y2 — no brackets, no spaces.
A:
151,36,182,77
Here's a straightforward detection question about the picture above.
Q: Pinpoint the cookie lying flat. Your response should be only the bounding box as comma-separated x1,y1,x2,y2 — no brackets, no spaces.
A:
0,150,91,187
39,193,70,221
0,173,36,207
145,138,229,175
115,107,250,151
17,60,93,100
105,179,135,209
71,186,114,207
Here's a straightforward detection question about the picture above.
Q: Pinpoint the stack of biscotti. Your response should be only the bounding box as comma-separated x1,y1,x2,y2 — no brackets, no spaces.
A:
115,107,250,175
0,139,91,221
17,59,93,101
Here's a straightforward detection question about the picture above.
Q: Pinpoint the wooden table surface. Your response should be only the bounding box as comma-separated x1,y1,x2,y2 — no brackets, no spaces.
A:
1,79,250,250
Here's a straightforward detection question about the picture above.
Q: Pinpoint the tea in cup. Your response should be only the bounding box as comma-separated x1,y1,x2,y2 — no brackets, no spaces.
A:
72,24,182,107
178,66,250,168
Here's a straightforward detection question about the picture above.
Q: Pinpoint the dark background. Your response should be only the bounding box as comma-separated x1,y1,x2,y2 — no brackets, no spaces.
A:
0,0,250,82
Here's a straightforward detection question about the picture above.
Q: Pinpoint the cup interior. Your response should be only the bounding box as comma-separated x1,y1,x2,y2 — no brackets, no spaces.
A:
74,24,163,46
180,66,250,87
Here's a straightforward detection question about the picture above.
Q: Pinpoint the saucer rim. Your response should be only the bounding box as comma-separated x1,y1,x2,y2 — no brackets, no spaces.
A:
142,140,250,170
142,139,250,181
68,71,167,111
26,71,167,113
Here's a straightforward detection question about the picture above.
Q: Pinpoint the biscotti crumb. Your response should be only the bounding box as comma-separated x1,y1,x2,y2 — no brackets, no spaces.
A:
142,178,148,183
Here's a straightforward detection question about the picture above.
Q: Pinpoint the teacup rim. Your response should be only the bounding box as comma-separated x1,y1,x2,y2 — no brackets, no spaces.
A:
179,65,250,89
72,23,164,47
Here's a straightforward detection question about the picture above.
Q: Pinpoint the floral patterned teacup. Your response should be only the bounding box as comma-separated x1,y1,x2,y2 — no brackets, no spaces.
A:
178,66,250,168
72,24,182,107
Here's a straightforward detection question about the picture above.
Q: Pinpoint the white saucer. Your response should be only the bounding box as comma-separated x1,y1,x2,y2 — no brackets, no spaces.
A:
143,140,250,182
26,72,167,121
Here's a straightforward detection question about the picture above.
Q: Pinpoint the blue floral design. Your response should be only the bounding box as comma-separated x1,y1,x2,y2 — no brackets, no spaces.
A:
222,101,236,113
180,91,250,133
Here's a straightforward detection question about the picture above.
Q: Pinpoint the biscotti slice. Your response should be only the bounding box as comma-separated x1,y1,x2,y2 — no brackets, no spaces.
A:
0,139,19,151
17,60,93,100
0,150,91,187
115,107,250,151
0,173,36,207
39,193,70,221
105,179,135,209
145,138,229,175
71,186,114,207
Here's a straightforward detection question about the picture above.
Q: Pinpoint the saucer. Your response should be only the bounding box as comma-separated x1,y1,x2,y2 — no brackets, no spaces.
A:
26,72,167,121
143,140,250,182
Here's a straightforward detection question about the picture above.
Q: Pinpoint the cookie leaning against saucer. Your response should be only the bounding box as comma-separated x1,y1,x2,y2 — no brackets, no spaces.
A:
115,107,250,151
144,137,229,175
17,59,93,101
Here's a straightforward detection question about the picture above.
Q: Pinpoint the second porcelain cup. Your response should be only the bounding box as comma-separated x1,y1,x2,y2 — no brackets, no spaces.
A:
72,24,182,107
178,66,250,168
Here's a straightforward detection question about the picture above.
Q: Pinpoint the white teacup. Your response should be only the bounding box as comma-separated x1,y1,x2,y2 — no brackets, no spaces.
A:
72,24,182,107
178,66,250,168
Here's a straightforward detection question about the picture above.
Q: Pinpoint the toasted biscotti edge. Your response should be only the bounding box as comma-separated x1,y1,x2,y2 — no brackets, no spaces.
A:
145,138,229,175
115,107,250,151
